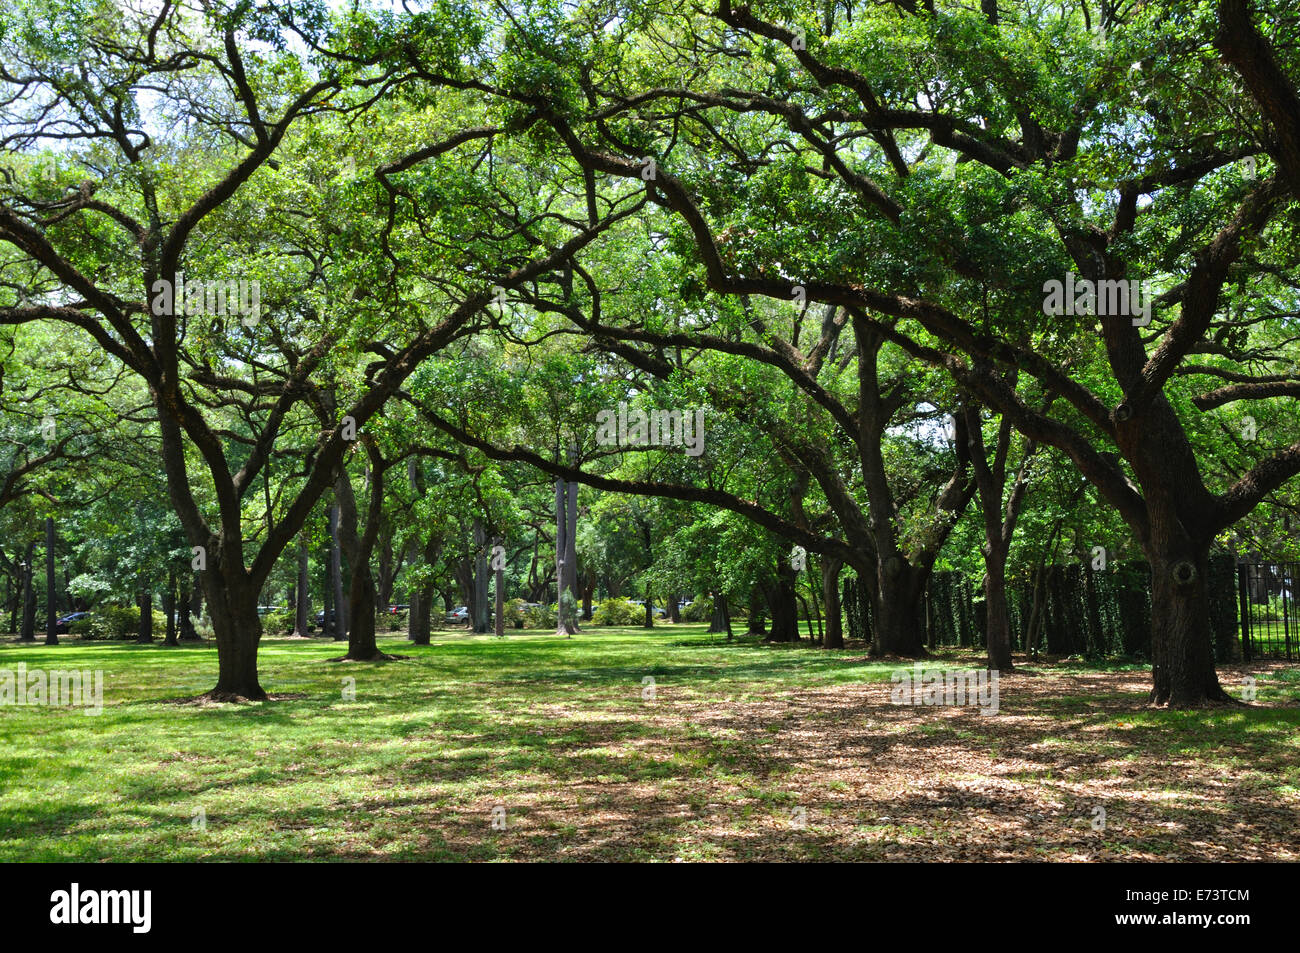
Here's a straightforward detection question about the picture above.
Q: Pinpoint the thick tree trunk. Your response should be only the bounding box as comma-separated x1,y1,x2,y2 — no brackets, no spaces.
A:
984,545,1014,671
44,518,57,645
202,571,266,700
136,589,154,643
765,572,800,643
1146,540,1233,706
821,556,844,648
341,565,381,659
707,592,729,634
871,558,926,656
292,535,311,638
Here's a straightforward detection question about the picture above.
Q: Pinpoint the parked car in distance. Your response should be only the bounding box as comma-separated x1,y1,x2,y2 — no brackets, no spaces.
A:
56,611,89,633
388,604,410,615
310,609,337,631
257,605,285,617
445,606,469,623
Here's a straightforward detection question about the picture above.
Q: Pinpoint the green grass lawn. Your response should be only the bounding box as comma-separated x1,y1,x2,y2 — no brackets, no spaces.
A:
2,625,1298,861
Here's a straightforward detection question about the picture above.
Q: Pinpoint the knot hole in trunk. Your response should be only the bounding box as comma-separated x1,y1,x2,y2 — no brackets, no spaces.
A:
1170,560,1197,586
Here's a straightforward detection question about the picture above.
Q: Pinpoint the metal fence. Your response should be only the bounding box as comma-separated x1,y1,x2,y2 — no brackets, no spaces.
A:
1238,562,1298,661
845,555,1299,663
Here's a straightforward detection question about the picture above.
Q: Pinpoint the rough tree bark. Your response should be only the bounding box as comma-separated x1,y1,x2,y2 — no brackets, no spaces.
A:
328,504,346,642
820,556,844,649
292,534,310,638
163,567,178,646
44,517,57,645
18,541,34,642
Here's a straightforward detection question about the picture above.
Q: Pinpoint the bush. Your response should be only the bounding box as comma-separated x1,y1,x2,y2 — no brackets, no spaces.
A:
385,610,407,632
522,603,557,629
591,597,645,626
69,605,165,640
682,597,712,623
503,598,527,629
262,610,294,635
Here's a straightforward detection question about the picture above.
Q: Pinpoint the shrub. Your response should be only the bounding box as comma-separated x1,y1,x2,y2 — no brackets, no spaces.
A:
592,597,644,626
503,598,527,629
523,603,557,629
385,610,408,632
69,605,165,640
262,610,294,635
683,597,712,622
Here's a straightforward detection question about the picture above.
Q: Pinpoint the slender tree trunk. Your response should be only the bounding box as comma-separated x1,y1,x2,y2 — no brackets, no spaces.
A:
472,520,489,634
747,587,766,635
555,479,576,636
494,536,505,638
329,504,345,641
180,580,201,641
564,477,579,630
333,451,396,661
44,517,57,645
292,535,310,638
19,541,35,642
163,567,178,646
821,556,844,648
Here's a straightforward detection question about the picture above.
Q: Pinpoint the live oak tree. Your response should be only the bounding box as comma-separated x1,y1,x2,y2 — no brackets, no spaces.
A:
504,0,1300,705
0,0,635,697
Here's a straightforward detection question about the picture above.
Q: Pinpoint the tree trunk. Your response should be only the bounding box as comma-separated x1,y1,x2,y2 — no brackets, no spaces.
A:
1146,540,1233,706
821,556,844,648
180,580,201,640
872,558,926,656
555,479,576,636
747,587,766,635
494,536,505,638
342,563,380,659
136,588,154,643
564,477,579,629
163,567,178,646
293,535,311,638
18,541,35,642
765,570,800,642
329,504,346,641
983,546,1014,670
44,517,57,645
472,520,489,634
202,570,266,700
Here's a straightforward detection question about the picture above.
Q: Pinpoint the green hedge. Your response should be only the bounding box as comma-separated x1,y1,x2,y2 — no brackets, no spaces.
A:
69,605,167,640
591,597,644,626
